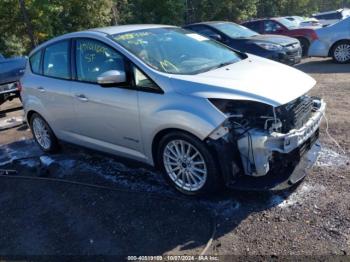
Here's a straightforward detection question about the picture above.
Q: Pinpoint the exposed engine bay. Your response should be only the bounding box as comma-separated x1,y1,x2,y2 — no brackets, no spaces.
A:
208,95,326,187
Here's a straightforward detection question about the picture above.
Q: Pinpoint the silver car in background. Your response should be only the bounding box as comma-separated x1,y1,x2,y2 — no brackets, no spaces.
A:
308,17,350,63
21,25,325,195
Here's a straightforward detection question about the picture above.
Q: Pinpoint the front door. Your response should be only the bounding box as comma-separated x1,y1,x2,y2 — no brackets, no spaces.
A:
71,38,143,159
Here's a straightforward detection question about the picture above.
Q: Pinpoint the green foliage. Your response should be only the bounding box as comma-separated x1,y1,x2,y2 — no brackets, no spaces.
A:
189,0,257,23
0,0,349,57
122,0,186,25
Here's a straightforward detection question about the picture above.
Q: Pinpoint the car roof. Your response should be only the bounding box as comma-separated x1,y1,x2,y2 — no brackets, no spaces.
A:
185,21,231,27
29,24,175,56
242,18,279,23
313,9,347,16
89,24,175,35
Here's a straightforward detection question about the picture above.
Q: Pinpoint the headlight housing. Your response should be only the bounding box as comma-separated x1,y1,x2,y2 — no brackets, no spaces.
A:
209,99,273,117
255,42,283,51
209,99,281,132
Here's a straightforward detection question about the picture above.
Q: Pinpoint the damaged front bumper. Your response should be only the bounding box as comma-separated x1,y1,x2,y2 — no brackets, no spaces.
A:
207,99,326,191
238,99,326,177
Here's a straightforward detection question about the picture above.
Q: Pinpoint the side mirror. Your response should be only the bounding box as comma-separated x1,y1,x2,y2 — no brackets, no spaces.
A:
97,70,126,85
209,34,222,41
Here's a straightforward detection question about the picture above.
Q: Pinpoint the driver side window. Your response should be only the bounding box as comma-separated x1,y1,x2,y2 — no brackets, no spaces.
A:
264,21,282,33
75,38,125,83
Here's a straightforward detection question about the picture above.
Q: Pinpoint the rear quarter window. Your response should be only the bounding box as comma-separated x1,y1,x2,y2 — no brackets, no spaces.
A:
29,51,42,74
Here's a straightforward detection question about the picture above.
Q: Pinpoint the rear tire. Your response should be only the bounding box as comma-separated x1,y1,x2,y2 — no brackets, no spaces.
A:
157,131,221,196
331,40,350,64
30,113,59,153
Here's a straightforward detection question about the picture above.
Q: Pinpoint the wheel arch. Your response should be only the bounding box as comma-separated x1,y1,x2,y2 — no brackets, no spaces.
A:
26,109,38,123
296,36,310,43
151,128,204,169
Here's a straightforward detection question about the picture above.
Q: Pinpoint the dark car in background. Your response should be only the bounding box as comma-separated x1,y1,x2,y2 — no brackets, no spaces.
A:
242,17,318,56
0,54,26,105
184,21,302,65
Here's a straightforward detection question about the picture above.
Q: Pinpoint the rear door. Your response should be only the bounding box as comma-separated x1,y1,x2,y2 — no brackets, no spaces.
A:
70,38,143,158
24,40,76,138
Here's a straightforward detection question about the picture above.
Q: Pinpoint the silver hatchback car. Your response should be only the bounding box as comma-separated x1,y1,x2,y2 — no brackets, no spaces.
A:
21,25,326,195
308,17,350,63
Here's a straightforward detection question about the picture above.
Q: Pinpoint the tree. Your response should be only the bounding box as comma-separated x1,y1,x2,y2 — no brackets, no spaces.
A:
189,0,257,23
125,0,186,25
1,0,350,56
18,0,36,49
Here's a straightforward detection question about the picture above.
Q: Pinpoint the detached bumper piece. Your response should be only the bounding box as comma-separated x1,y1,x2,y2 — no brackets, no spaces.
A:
229,133,321,191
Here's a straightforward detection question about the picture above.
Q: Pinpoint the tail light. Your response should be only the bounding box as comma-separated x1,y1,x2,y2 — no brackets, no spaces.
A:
16,81,23,93
310,31,318,41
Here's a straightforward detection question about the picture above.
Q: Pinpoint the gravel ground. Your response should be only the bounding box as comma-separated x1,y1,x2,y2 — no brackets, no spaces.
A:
0,57,349,258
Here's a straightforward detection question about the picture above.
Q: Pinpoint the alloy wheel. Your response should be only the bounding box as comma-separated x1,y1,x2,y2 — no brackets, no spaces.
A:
334,44,350,63
32,117,52,150
163,139,207,192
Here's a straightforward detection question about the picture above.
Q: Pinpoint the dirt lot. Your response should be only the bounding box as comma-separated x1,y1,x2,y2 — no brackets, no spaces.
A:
0,57,349,258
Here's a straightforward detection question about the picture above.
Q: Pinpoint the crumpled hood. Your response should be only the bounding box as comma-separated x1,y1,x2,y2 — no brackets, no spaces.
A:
169,55,316,107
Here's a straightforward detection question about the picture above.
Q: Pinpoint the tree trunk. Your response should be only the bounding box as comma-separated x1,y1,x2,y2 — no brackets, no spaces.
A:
111,4,118,25
18,0,36,49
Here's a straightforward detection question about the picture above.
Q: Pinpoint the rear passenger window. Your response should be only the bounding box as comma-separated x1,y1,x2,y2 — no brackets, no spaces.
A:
29,51,42,74
190,26,219,37
75,39,125,83
43,41,70,79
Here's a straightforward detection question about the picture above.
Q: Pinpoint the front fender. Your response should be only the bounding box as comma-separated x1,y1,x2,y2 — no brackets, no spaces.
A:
138,92,226,165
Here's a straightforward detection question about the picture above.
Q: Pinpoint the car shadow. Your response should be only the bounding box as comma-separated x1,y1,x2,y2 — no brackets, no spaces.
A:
0,139,298,256
295,58,350,74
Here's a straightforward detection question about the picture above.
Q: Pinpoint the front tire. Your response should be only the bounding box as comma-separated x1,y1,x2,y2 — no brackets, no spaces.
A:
30,113,59,153
157,131,221,196
331,41,350,64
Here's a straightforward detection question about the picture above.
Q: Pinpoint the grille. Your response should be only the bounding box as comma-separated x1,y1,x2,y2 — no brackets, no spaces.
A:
285,42,300,50
276,96,313,133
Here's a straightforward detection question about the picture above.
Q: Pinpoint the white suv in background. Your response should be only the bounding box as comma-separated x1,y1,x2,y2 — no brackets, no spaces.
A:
312,9,350,27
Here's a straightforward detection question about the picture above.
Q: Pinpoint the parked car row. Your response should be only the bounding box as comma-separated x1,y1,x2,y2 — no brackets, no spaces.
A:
184,22,302,65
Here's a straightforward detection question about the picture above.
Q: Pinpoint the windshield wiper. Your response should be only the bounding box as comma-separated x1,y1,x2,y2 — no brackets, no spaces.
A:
194,60,236,74
212,61,235,70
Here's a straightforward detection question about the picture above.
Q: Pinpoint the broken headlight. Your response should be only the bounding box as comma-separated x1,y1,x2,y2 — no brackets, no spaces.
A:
209,99,282,132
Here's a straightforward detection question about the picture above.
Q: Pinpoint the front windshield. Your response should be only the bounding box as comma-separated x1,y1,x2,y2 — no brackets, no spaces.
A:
211,22,259,38
276,18,298,29
113,28,242,75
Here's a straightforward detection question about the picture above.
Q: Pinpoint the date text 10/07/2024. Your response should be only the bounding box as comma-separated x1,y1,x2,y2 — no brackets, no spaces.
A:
127,255,219,261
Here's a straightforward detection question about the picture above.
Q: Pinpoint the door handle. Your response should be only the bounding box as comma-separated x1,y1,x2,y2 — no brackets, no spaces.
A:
75,94,89,102
37,86,45,92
